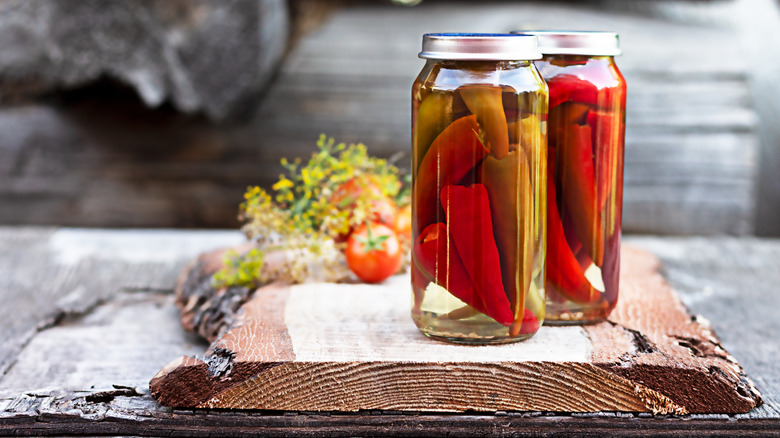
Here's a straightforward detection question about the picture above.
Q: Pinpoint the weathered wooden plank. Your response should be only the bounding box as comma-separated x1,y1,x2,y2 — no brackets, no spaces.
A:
626,132,756,164
629,0,780,238
0,231,778,435
627,80,753,109
627,236,780,420
624,202,753,235
0,292,206,393
622,129,757,235
3,400,780,438
0,228,243,378
149,245,760,414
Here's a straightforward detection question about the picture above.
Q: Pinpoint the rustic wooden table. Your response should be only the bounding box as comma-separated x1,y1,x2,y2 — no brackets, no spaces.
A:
0,228,778,436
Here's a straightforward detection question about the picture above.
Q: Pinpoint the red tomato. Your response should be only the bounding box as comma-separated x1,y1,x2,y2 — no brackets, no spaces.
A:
345,222,403,283
394,204,412,243
331,176,398,227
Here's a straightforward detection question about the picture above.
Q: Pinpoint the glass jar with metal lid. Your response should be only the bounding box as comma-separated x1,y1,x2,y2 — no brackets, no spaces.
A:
515,31,627,325
411,33,547,343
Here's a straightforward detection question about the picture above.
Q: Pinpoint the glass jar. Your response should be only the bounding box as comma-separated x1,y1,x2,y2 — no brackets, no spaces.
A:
520,31,627,324
411,34,548,344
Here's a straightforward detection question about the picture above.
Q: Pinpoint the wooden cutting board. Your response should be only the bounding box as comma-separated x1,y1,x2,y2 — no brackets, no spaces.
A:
149,245,761,414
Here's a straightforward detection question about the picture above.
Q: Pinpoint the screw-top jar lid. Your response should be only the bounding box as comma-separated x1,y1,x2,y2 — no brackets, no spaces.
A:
513,31,621,56
419,33,542,61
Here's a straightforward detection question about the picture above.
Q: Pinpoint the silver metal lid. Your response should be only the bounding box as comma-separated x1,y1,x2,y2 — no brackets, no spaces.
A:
513,31,621,56
419,33,542,61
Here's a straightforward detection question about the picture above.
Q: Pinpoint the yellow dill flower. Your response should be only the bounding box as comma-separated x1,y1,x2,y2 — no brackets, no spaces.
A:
273,176,294,191
301,168,312,186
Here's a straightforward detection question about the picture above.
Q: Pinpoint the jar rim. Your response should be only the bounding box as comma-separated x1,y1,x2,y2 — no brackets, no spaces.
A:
512,31,621,56
419,33,542,61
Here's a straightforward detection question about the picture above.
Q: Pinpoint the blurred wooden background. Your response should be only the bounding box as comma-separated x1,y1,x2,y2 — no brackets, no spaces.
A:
0,0,777,235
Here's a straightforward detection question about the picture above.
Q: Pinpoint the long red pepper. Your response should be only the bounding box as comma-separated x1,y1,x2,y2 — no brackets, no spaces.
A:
510,308,540,336
559,123,604,267
587,108,623,210
601,225,621,306
441,184,513,326
546,175,600,304
478,150,533,320
547,74,599,109
413,222,485,312
413,115,489,237
549,101,591,128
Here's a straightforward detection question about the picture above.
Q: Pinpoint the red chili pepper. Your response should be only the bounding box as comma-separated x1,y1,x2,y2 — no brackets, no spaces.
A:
509,308,540,336
550,132,582,257
586,108,623,210
412,222,489,318
413,115,489,237
549,101,591,128
441,184,513,326
547,74,599,109
546,175,600,305
559,123,604,267
478,150,533,320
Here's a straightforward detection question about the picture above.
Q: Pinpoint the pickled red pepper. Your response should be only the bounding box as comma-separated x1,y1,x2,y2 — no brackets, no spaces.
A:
600,218,622,302
412,113,536,326
588,109,622,210
479,151,533,318
559,123,604,267
547,74,598,108
413,114,488,236
413,223,487,316
513,308,540,336
441,184,513,326
546,175,600,304
460,86,509,159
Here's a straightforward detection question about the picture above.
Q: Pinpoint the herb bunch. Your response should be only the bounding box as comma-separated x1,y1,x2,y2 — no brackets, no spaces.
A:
212,135,409,289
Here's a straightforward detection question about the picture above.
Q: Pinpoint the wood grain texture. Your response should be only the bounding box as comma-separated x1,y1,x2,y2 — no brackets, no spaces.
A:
1,230,779,436
0,227,243,378
589,247,761,414
627,236,780,421
150,245,761,414
3,396,780,438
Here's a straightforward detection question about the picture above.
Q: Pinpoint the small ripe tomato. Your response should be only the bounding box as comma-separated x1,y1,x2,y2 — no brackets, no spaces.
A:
330,176,398,228
345,222,403,283
394,204,412,243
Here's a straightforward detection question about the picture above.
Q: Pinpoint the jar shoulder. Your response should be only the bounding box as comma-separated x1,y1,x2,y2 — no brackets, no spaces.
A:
414,60,547,94
535,57,625,90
